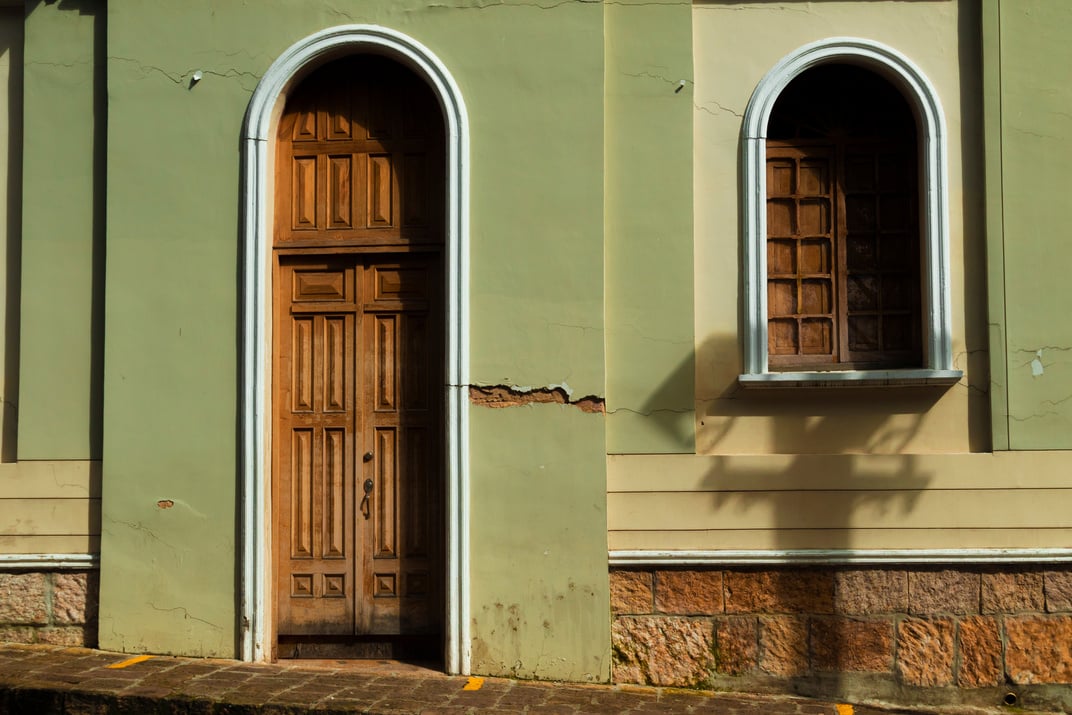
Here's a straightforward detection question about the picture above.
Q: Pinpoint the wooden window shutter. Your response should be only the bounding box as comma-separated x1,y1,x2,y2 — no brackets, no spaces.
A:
766,64,922,371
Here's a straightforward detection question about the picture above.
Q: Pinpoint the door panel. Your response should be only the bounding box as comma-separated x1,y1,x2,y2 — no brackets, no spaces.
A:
358,259,442,635
274,260,358,635
274,55,445,248
272,54,445,654
274,256,442,641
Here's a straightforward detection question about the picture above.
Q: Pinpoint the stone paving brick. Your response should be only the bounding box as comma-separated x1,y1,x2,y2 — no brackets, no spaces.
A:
53,572,91,624
908,569,980,616
713,616,757,675
497,688,553,708
809,616,893,673
610,570,654,615
0,642,1058,715
759,616,808,677
1043,569,1072,612
37,625,88,646
957,615,1003,688
982,571,1044,614
834,569,908,615
0,573,48,624
611,615,714,686
0,626,35,643
654,569,723,615
725,569,835,615
896,617,955,687
1005,614,1072,684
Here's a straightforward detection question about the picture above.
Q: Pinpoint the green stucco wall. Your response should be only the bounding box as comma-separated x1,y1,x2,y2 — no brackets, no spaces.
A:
18,0,103,460
97,0,611,677
984,0,1072,449
469,406,610,681
603,0,694,454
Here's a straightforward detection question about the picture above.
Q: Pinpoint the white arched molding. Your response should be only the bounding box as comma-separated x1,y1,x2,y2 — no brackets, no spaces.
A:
738,38,961,387
239,25,470,671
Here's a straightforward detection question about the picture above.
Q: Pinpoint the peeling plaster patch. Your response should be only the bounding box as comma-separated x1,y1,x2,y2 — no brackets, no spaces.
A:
1031,350,1045,377
469,385,604,413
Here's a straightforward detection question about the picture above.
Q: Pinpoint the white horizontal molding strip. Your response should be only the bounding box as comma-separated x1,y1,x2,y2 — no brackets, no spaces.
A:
610,549,1072,566
0,553,99,570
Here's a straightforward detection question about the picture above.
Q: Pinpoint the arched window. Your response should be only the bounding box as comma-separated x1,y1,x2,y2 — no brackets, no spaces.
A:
767,64,920,370
738,39,961,386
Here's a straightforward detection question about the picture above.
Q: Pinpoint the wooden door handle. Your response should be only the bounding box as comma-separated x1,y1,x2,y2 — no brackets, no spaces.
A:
360,478,373,519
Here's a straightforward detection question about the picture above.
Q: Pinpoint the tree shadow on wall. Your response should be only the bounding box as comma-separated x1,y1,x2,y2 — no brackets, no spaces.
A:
626,332,943,702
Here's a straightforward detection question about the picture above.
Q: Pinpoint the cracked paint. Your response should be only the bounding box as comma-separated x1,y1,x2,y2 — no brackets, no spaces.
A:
108,56,260,90
470,384,604,413
147,602,223,631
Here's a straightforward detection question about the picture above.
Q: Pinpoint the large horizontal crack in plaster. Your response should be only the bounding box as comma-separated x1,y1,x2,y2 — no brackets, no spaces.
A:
469,384,604,413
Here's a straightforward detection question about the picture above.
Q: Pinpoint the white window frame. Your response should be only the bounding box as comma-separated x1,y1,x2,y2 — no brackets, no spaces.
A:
739,37,961,388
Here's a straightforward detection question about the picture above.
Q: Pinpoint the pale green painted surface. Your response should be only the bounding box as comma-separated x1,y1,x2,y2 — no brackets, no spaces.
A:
469,405,610,682
99,0,610,675
18,0,102,460
604,0,694,454
993,1,1072,449
463,5,605,397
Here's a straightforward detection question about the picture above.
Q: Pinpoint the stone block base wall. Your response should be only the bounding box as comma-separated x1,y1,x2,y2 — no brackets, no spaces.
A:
611,565,1072,711
0,571,98,647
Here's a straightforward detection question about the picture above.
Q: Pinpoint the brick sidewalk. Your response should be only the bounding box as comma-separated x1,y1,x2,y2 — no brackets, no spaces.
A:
0,643,1032,715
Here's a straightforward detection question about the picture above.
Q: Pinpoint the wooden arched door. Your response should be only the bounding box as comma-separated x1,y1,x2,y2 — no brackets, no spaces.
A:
272,55,445,660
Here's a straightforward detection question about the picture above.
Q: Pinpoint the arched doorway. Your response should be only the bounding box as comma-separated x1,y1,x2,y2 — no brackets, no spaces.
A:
240,26,470,671
271,55,445,660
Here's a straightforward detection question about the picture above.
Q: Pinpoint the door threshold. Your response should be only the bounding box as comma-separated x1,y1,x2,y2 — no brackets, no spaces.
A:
274,656,444,676
276,635,442,665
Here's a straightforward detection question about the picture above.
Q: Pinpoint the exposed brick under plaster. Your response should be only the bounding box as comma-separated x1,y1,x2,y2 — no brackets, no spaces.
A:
611,566,1072,710
468,385,604,413
0,571,98,647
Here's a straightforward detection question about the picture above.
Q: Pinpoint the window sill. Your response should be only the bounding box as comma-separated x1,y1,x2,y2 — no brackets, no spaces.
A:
738,369,963,389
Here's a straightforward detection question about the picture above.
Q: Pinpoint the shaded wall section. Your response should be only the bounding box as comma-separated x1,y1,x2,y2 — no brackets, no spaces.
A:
0,5,20,463
19,0,104,461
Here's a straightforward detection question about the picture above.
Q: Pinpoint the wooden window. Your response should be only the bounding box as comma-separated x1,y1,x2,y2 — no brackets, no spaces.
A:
765,64,922,371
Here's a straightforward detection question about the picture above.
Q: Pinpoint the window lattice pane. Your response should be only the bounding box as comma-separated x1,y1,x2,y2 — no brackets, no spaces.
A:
765,62,923,370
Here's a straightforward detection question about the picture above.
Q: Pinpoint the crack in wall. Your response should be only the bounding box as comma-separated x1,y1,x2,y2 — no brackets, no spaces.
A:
604,405,692,417
696,100,743,118
469,384,605,413
108,56,260,89
103,517,176,551
146,602,222,631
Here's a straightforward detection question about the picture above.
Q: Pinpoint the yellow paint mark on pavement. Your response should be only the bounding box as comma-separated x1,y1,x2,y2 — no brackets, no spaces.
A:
106,655,155,669
462,676,484,691
836,705,854,715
